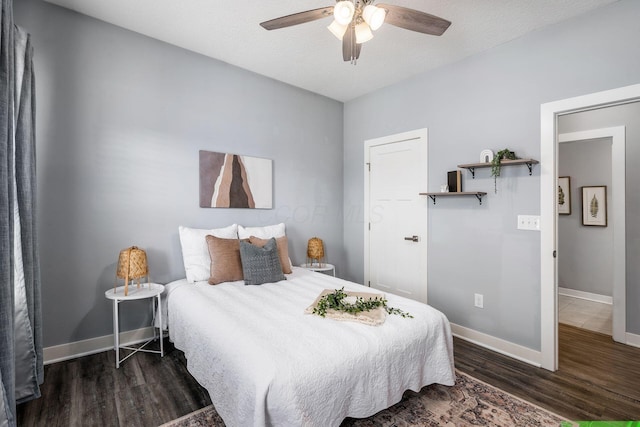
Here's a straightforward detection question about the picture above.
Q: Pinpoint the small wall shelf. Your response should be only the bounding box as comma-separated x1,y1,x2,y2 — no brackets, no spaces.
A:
457,159,539,178
420,192,487,205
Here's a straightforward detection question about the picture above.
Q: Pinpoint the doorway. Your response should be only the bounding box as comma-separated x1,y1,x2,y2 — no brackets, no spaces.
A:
540,84,640,371
557,129,624,339
364,129,428,303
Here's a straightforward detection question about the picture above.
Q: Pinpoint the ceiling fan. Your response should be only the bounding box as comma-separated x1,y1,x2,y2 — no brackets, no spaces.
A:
260,1,451,64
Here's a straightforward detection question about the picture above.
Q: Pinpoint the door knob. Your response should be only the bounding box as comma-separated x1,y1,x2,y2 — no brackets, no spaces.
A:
404,235,419,242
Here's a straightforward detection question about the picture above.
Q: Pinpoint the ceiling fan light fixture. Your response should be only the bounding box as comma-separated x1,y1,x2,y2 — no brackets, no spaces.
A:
355,22,373,44
362,5,386,31
333,1,355,25
327,19,348,40
259,2,452,64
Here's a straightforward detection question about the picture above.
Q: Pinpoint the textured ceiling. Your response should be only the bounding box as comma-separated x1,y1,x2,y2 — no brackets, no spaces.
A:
43,0,618,102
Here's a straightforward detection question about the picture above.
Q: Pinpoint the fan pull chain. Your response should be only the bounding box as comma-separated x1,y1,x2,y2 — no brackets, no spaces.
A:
351,27,357,65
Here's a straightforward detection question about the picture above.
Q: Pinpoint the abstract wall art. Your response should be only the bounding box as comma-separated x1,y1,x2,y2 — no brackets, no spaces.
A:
199,150,273,209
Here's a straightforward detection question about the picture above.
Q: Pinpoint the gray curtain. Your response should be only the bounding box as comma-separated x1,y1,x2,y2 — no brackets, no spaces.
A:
1,0,42,425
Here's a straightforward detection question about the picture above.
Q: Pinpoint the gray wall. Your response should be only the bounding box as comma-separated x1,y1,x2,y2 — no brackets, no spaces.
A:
343,0,640,349
16,0,640,351
15,0,344,347
558,138,613,296
559,101,640,335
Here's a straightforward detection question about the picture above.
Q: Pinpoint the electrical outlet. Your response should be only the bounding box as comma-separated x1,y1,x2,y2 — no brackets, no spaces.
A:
474,293,484,309
517,215,541,231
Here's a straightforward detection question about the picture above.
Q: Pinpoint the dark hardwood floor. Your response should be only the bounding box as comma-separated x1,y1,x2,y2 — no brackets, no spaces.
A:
455,324,640,421
17,341,212,427
17,323,640,426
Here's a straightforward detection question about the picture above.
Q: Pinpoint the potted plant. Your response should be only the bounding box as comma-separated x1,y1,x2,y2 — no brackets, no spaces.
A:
490,149,518,193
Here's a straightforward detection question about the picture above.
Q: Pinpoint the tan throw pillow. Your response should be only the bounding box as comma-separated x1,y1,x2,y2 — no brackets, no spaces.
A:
205,235,244,285
248,235,292,274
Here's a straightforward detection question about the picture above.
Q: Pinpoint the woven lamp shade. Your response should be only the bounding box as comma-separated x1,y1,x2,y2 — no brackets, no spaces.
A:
306,237,325,267
115,246,149,296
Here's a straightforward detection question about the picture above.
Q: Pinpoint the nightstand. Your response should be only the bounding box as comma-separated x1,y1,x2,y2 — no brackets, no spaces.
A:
105,283,164,368
299,263,336,277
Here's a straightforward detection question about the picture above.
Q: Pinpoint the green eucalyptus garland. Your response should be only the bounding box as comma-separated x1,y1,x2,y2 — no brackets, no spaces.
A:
312,287,413,319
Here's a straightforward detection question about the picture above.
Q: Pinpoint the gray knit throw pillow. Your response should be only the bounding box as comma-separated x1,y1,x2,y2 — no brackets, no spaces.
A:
239,238,286,285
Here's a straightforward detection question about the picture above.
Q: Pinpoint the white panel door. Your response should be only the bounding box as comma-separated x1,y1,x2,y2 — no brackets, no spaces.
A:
365,131,427,303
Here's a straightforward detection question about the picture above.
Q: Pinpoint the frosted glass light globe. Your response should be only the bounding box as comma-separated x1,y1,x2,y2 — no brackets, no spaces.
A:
355,22,373,44
333,1,355,25
327,20,348,40
362,5,386,31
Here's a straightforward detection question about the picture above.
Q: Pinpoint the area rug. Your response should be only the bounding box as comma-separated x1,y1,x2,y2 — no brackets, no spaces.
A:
160,370,572,427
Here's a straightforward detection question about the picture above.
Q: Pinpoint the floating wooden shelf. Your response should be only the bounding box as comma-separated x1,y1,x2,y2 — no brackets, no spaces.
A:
419,192,488,205
457,158,539,178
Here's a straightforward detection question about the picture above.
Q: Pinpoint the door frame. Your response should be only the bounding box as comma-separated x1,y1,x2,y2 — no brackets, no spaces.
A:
540,83,640,371
558,127,626,342
363,128,428,292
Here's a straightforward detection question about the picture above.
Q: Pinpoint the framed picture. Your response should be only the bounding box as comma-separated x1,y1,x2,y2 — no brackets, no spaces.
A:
558,176,571,215
199,150,273,209
581,186,607,227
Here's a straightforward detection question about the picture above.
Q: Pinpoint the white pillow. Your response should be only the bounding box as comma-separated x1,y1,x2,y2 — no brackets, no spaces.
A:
179,224,238,283
237,223,285,239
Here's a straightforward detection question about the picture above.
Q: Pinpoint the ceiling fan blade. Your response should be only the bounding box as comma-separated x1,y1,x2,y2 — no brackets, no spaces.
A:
377,4,451,36
260,6,334,30
342,25,354,61
342,25,362,62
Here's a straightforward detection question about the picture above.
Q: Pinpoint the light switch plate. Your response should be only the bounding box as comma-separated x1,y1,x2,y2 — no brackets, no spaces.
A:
517,215,540,231
474,293,484,308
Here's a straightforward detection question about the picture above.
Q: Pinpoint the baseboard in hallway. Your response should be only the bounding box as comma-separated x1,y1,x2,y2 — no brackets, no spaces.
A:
559,294,612,335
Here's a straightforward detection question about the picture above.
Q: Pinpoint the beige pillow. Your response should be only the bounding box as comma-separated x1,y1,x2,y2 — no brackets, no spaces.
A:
205,235,245,285
248,235,292,274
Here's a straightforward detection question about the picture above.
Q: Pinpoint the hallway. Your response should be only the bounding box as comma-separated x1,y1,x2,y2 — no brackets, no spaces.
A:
559,294,612,335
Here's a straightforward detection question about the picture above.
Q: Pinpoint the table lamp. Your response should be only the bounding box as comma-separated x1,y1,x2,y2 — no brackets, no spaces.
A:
115,246,149,296
306,237,325,267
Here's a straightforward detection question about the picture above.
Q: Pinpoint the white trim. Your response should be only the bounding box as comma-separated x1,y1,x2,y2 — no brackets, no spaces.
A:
558,287,612,305
363,128,428,298
44,327,155,365
626,332,640,349
451,323,541,367
540,101,558,371
540,83,640,371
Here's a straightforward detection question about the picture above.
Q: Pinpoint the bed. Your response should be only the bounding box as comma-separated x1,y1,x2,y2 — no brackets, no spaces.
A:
165,266,455,427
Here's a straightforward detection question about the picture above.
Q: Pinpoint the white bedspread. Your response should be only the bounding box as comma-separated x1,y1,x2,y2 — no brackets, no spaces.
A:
166,267,455,427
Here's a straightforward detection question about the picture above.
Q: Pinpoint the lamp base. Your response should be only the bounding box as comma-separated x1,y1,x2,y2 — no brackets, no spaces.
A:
114,276,150,296
306,258,325,268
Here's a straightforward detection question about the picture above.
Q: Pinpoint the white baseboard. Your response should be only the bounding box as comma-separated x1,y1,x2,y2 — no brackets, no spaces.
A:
558,287,612,304
44,323,636,367
451,323,542,367
44,327,155,365
626,332,640,349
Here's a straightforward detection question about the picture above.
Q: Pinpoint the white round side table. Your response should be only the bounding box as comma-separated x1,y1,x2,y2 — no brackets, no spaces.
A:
105,283,164,368
299,263,336,277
